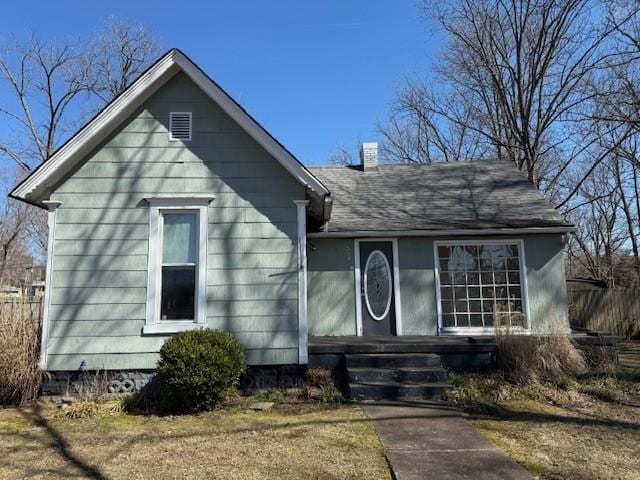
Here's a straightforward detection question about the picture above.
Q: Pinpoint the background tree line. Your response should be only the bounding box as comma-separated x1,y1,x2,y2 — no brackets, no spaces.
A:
2,3,640,290
0,18,159,288
371,0,640,288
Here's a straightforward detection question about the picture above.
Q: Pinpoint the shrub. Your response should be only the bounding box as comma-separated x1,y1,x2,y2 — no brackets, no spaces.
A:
157,329,246,413
495,327,587,385
0,298,43,404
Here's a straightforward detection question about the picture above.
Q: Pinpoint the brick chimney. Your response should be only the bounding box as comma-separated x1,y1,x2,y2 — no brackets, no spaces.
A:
360,142,378,171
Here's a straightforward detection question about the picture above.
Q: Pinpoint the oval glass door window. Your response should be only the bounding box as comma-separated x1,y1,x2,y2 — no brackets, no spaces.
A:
364,250,392,321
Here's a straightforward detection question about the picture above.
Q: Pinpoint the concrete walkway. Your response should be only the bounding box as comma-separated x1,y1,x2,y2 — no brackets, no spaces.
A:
361,401,533,480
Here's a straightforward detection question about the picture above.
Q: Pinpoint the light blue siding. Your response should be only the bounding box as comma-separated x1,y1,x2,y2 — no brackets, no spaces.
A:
306,235,569,336
307,239,357,336
46,72,304,370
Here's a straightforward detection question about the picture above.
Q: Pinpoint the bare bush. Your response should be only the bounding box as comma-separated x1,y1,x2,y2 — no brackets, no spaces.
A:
0,298,43,404
496,327,587,385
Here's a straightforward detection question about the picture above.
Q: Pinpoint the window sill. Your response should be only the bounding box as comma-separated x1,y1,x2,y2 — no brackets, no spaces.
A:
439,326,529,336
142,322,206,335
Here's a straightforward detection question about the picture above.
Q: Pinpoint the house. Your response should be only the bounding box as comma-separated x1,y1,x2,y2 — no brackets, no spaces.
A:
10,49,575,394
30,281,45,297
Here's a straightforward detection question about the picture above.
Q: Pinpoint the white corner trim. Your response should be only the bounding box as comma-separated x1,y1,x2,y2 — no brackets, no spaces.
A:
38,201,62,370
433,238,531,334
12,49,329,203
294,200,309,364
354,238,401,336
145,197,210,333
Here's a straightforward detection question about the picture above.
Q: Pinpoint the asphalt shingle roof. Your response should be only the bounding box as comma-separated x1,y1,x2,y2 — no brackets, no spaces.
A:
308,159,573,234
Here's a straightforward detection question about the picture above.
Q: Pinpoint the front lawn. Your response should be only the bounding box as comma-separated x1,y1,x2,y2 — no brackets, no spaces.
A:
449,341,640,480
0,401,391,480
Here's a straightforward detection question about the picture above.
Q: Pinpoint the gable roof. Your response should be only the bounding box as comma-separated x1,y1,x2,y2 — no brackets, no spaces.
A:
308,159,575,237
11,49,329,206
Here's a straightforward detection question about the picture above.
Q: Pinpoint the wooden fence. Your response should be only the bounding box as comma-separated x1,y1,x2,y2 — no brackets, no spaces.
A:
568,289,640,339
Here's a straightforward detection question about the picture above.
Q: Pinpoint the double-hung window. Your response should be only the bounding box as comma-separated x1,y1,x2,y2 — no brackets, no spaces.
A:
435,240,529,333
160,212,198,321
144,196,213,334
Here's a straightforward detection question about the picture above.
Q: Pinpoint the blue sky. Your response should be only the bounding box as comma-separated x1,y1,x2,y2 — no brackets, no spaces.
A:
0,1,439,166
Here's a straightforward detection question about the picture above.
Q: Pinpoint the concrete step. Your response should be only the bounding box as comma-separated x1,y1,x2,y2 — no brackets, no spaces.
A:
349,381,451,401
348,367,448,384
345,353,441,369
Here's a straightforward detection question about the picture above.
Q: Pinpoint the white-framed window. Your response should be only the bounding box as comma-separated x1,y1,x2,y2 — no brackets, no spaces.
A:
435,240,529,334
143,195,213,334
169,112,192,141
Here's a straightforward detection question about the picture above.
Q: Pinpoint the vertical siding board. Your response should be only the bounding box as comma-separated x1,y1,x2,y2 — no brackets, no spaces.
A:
47,71,304,370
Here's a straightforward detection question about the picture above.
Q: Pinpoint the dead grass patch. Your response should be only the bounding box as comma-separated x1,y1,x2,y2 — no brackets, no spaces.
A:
450,361,640,480
0,402,391,480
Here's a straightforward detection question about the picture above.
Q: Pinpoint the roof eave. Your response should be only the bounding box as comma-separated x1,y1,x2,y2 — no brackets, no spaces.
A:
308,225,577,239
11,48,330,205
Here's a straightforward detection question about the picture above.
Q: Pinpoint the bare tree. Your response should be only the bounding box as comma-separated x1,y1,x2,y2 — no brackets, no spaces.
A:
328,144,355,166
566,161,629,285
0,37,95,171
0,19,160,173
0,171,31,283
564,4,640,286
90,18,161,103
381,0,639,202
379,79,489,163
0,19,160,260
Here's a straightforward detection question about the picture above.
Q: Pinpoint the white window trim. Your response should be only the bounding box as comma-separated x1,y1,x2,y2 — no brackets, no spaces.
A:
354,238,403,336
433,238,531,336
169,111,192,142
143,195,214,334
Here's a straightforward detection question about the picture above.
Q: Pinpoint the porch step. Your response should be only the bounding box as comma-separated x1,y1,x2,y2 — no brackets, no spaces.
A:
344,353,450,401
345,353,441,368
349,381,451,401
348,367,448,384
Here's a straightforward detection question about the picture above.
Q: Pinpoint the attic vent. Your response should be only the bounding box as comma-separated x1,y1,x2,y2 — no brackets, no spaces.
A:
169,112,192,141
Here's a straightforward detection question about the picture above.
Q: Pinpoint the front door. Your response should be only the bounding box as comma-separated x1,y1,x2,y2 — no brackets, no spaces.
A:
359,241,397,336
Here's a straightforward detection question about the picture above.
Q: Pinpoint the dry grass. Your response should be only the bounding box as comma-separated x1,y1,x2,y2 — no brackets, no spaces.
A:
0,298,43,404
449,358,640,480
0,402,391,480
495,327,587,384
